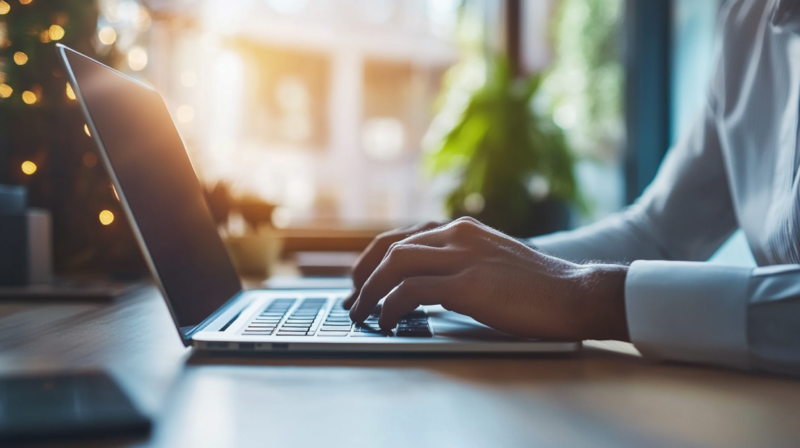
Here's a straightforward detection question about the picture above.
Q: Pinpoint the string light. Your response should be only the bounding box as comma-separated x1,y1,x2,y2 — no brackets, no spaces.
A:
13,52,28,65
66,82,76,100
0,1,9,15
39,30,50,43
20,0,32,4
99,210,114,225
21,161,37,175
21,90,36,104
84,124,91,137
0,83,11,98
48,24,65,41
98,27,116,45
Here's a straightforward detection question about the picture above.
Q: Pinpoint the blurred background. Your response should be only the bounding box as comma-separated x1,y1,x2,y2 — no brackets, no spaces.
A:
0,0,725,279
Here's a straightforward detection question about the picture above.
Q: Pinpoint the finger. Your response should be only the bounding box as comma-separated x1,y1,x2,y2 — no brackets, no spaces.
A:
344,221,441,309
349,244,464,322
377,276,454,330
394,216,491,250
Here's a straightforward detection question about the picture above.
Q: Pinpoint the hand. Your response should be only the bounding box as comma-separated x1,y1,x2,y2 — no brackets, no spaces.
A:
344,220,443,309
348,217,630,341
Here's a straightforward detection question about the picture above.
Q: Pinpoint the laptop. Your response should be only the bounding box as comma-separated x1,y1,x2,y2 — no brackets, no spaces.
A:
57,44,580,354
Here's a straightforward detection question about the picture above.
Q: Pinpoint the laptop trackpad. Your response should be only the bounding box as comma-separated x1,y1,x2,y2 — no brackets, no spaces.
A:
425,306,530,342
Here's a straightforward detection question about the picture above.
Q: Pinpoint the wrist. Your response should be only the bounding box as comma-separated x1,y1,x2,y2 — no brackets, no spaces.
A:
576,264,630,341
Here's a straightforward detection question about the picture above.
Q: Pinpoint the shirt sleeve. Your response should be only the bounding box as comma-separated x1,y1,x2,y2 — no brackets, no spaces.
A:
529,2,737,265
627,261,800,376
529,94,738,264
527,3,800,375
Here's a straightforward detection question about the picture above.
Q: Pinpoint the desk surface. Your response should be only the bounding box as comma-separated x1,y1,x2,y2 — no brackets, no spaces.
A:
1,286,799,448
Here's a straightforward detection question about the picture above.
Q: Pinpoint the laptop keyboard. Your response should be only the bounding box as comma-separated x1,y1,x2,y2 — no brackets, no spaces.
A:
241,298,432,337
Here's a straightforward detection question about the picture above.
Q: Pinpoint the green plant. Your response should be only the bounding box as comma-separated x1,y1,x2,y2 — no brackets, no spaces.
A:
545,0,624,161
426,57,579,237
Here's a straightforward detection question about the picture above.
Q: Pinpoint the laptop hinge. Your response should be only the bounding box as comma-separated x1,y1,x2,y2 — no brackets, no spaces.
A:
179,290,251,345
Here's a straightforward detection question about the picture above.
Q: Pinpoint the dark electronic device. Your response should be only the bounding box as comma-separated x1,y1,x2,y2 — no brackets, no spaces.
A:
0,371,151,444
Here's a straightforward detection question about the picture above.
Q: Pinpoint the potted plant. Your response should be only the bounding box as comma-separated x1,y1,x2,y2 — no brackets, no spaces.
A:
426,57,579,238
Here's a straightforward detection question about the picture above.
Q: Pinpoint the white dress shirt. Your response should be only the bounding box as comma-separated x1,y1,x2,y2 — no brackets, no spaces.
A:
530,0,800,376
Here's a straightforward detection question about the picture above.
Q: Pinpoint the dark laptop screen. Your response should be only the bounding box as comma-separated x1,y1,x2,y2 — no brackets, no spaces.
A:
63,47,242,328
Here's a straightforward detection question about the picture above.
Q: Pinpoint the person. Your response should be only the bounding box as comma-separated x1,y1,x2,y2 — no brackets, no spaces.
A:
344,0,800,377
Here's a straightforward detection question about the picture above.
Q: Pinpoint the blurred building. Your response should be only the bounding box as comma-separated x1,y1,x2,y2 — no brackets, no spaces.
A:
135,0,460,228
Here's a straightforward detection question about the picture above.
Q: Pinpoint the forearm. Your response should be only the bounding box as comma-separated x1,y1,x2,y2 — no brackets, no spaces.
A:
528,210,673,264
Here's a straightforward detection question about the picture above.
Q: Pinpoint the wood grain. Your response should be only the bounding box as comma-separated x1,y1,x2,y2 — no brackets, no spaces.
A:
1,286,799,448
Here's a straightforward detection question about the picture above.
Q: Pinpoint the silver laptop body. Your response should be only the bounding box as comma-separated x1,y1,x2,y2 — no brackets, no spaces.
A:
57,44,580,354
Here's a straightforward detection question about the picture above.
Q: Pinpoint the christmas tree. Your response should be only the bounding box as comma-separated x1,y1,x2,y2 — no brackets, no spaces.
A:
0,0,145,277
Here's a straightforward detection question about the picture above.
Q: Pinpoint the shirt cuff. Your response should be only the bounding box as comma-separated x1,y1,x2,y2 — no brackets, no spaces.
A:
625,260,752,369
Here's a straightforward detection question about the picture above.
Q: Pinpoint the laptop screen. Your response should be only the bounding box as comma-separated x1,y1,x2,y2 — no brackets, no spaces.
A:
61,46,242,328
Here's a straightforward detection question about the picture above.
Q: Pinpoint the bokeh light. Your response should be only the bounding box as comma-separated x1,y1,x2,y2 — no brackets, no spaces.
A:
66,82,76,100
39,30,51,43
21,161,37,175
128,47,148,71
19,0,32,5
0,1,9,15
13,52,28,65
48,24,65,41
98,27,116,45
99,210,115,225
83,152,97,167
177,105,195,123
21,90,36,104
0,83,11,98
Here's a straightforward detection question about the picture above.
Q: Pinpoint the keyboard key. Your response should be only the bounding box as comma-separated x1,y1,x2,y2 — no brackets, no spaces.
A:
396,329,432,337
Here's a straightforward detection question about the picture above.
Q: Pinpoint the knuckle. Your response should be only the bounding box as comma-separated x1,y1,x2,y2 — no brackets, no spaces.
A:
385,242,410,261
375,231,397,244
452,217,479,233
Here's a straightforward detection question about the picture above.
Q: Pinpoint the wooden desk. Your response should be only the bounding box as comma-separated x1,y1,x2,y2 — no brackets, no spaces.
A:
1,286,799,448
